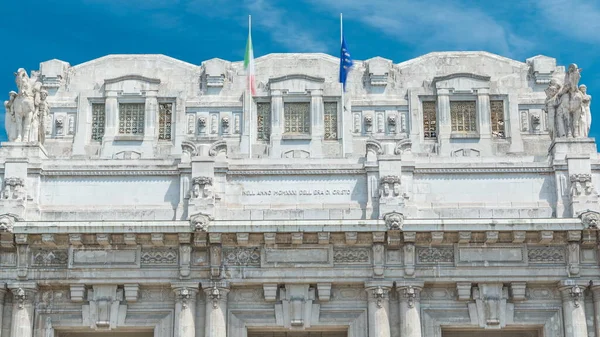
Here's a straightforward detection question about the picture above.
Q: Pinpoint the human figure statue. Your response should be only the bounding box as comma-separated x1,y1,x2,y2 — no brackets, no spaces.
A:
6,68,47,143
580,84,592,137
545,79,561,138
3,91,18,141
11,68,37,142
548,64,588,138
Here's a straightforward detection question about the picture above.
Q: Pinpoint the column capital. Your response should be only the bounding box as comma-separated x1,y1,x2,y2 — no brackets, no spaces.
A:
202,281,230,309
171,283,199,309
558,280,586,307
396,282,424,307
8,282,38,309
365,282,392,308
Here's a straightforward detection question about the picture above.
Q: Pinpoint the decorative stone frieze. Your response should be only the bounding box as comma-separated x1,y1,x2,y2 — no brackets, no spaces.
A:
528,247,566,263
223,247,260,266
417,247,454,264
333,247,370,264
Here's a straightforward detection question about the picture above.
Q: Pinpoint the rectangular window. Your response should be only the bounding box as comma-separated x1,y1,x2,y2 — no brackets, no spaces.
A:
257,102,271,141
284,102,310,134
490,100,505,138
158,102,173,140
118,103,145,135
324,102,338,140
91,103,106,141
450,101,477,133
422,101,437,139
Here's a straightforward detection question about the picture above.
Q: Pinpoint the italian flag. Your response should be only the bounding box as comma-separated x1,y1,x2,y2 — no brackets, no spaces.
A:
244,31,256,96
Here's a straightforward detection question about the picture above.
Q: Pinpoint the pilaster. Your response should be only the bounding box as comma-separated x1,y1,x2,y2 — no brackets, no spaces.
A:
270,90,283,158
436,88,451,155
144,91,158,142
365,281,392,337
310,89,324,158
0,284,6,337
8,282,37,337
202,281,229,337
477,88,491,141
397,282,424,337
591,284,600,337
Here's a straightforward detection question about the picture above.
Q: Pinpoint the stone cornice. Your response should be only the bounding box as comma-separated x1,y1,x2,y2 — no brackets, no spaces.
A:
13,218,585,234
414,167,554,174
40,170,180,176
226,168,365,175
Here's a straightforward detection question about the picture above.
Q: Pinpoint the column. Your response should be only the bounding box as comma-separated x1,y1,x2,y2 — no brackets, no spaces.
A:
0,284,6,337
397,282,424,337
270,90,283,157
477,88,491,140
202,282,230,337
365,282,392,337
8,282,37,337
172,283,199,337
310,89,324,158
436,88,451,155
144,91,158,141
559,281,588,337
591,285,600,337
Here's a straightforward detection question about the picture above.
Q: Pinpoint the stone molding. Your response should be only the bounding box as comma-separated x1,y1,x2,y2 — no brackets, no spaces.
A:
40,170,181,176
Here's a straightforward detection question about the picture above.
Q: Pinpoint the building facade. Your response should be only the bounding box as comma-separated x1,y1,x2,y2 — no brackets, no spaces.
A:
0,51,599,337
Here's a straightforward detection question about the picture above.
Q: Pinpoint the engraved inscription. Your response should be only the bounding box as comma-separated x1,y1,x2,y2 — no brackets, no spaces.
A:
264,247,331,266
458,246,524,263
242,189,351,196
69,247,140,268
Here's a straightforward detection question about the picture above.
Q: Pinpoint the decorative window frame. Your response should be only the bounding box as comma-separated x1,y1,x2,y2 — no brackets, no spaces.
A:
422,303,562,337
254,98,272,142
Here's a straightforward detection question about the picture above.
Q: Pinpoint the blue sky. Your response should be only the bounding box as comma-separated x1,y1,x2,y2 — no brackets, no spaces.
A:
1,0,600,141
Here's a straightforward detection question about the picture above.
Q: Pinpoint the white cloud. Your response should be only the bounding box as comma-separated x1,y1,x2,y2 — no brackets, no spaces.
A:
304,0,534,58
532,0,600,43
243,0,328,52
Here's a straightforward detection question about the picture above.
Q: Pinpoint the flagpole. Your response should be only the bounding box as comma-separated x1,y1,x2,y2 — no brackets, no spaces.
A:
248,14,253,159
340,13,346,157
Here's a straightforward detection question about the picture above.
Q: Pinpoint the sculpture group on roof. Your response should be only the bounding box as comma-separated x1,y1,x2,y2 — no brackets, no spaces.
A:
4,68,49,143
545,64,592,139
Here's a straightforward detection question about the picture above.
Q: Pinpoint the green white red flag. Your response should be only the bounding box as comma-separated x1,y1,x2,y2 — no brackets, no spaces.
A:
244,30,256,96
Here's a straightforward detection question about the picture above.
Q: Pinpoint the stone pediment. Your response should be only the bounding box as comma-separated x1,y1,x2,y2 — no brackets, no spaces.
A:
70,54,199,71
268,74,325,92
434,73,491,93
104,74,161,95
397,51,528,70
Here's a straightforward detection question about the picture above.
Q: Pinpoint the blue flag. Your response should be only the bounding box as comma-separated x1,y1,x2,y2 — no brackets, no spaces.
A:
339,36,353,91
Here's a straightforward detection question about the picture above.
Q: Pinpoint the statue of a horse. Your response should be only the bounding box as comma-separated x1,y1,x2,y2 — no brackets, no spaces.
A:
556,90,584,138
12,69,36,142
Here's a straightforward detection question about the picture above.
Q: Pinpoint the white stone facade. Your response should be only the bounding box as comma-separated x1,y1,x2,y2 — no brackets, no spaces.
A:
0,52,599,336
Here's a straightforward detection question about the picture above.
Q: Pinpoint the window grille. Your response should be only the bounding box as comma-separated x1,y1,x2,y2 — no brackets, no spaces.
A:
118,103,145,135
158,103,173,140
257,102,271,141
284,102,310,134
450,101,477,133
422,101,437,139
324,102,338,140
490,100,505,138
91,103,106,141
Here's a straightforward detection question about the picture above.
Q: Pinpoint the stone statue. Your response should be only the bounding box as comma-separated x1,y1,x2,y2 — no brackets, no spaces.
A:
11,69,37,142
4,91,17,141
35,88,50,143
546,64,590,139
580,84,592,137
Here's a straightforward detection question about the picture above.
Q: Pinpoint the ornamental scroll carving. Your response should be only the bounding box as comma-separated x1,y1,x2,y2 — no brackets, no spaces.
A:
1,177,25,200
545,64,592,139
140,249,178,265
570,174,596,197
417,247,454,264
528,247,566,263
333,248,370,263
